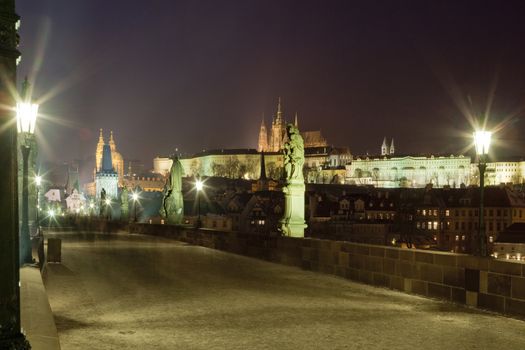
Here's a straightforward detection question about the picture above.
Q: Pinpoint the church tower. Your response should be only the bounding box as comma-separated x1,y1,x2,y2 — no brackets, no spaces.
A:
381,137,388,156
95,144,118,200
109,130,116,152
108,130,124,181
257,116,268,152
390,138,395,155
269,97,287,152
95,129,105,171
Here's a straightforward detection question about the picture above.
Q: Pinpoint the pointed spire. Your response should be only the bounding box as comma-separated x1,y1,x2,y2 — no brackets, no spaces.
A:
98,128,104,142
294,112,298,128
259,151,267,181
258,113,268,152
390,138,395,155
381,137,388,156
276,97,283,123
109,130,116,152
101,144,114,172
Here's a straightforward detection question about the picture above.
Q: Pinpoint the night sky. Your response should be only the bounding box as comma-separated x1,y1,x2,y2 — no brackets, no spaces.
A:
17,0,525,166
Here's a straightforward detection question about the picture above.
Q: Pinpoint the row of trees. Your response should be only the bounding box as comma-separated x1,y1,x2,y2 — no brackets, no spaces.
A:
190,156,284,180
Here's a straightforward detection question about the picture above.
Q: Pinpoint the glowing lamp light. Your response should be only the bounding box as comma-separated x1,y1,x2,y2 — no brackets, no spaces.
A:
89,203,95,209
105,199,111,205
48,209,55,217
16,101,39,134
473,130,492,156
132,193,139,201
195,179,204,191
35,175,42,186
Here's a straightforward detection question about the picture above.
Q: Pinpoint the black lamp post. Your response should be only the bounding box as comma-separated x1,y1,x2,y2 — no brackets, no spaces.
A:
0,0,31,348
17,79,39,265
474,130,492,257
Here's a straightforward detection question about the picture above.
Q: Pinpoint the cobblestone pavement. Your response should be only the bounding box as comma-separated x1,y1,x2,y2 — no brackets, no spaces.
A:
44,231,525,350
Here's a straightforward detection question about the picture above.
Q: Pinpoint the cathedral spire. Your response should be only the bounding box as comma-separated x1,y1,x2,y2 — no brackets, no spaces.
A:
109,130,116,152
96,128,105,172
294,112,298,128
258,114,268,152
390,138,395,155
276,97,283,124
381,137,388,156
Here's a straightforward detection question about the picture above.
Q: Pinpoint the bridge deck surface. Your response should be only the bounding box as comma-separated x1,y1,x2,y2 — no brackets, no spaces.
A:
44,231,525,350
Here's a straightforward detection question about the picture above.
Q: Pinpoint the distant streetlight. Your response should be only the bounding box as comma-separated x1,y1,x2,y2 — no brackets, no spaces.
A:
195,178,203,227
17,78,39,265
132,192,139,222
474,130,492,257
105,198,112,220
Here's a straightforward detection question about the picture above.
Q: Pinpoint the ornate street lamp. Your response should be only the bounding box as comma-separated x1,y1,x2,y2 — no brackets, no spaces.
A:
132,192,139,222
195,178,203,228
474,130,492,257
17,78,39,265
0,0,32,346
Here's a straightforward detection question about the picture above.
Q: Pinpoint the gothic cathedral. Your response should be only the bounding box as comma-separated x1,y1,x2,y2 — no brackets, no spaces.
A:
258,98,328,152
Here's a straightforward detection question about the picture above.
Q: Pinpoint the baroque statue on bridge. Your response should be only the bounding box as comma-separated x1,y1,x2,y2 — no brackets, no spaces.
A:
160,155,185,224
280,123,307,237
283,123,305,181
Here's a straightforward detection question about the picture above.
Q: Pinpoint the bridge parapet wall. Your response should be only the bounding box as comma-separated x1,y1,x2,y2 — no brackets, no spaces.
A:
127,223,525,318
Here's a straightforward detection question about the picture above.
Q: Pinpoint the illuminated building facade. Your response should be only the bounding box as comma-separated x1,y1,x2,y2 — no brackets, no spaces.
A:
345,154,471,188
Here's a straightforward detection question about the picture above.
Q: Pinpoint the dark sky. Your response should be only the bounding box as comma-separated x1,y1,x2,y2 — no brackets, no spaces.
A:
17,0,525,166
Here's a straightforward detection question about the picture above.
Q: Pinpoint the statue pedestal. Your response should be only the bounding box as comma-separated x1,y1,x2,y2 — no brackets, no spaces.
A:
280,180,307,237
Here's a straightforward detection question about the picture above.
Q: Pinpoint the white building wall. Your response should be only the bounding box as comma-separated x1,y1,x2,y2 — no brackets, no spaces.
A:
345,155,471,188
95,174,118,199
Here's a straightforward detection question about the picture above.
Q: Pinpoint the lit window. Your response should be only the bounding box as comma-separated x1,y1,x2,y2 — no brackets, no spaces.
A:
433,221,438,230
489,236,494,243
455,235,459,241
445,210,450,217
428,221,432,230
461,235,466,241
422,209,426,216
417,222,421,229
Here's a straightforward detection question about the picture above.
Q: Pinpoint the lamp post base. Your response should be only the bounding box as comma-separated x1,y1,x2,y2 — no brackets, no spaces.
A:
0,333,31,350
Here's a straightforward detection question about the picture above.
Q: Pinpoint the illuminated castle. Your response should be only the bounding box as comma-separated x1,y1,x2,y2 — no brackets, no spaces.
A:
257,98,328,152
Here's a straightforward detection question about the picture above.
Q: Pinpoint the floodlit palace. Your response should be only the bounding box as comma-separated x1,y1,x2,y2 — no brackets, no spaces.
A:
151,99,525,188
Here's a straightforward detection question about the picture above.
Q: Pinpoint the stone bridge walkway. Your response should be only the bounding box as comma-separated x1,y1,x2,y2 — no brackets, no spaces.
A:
44,231,525,350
